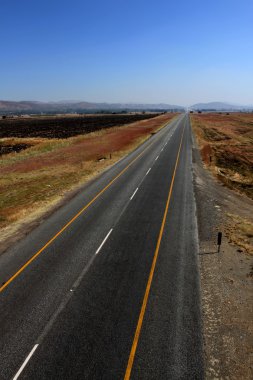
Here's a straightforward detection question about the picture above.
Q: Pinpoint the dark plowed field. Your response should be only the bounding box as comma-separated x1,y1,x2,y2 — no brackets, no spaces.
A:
0,143,31,156
0,114,159,139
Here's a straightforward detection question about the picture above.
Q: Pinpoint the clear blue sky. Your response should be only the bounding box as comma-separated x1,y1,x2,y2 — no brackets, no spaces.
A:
1,0,252,106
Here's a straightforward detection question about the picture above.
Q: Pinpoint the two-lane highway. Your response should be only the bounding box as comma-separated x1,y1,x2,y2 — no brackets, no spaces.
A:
0,114,203,379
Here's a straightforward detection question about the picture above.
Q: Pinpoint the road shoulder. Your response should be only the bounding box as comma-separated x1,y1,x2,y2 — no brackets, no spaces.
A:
192,130,253,379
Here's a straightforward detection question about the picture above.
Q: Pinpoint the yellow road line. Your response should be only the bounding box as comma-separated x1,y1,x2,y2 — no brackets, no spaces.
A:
0,118,175,293
123,121,185,380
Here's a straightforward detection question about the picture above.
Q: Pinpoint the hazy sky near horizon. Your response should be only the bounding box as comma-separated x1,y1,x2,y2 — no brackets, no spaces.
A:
1,0,252,106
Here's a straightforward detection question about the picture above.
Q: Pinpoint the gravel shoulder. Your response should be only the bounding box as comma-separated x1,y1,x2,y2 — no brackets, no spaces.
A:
192,130,253,379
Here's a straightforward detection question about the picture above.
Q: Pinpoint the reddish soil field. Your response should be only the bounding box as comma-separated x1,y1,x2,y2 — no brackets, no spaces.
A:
1,120,167,174
191,112,253,199
0,113,160,139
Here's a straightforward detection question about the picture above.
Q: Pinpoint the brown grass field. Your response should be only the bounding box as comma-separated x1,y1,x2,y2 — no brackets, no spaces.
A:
0,113,178,247
191,112,253,254
191,112,253,199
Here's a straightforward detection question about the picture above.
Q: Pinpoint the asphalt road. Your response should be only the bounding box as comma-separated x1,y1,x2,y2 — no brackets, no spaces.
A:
0,113,203,379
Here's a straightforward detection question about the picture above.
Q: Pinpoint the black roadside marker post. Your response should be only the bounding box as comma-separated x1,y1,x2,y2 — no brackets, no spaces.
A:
218,232,222,252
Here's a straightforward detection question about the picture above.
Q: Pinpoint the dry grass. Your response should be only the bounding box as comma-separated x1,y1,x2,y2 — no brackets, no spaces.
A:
191,112,253,256
225,213,253,255
0,113,178,244
191,113,253,199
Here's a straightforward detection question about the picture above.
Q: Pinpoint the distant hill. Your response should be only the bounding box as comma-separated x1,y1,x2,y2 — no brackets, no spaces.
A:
190,102,253,111
0,100,184,114
2,100,252,114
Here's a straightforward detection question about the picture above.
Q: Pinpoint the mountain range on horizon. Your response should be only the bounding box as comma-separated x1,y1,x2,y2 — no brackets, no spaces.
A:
190,102,253,110
0,100,252,113
0,100,184,113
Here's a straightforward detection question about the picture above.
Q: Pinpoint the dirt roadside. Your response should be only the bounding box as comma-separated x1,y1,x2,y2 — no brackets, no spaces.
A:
192,129,253,379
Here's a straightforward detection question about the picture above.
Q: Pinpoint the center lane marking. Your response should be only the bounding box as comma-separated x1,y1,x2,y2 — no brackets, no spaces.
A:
155,155,159,161
130,187,139,200
95,229,113,255
145,168,151,176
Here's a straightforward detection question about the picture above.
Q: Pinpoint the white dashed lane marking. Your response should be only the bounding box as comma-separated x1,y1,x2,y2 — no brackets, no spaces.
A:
13,344,39,380
130,187,139,200
95,229,113,254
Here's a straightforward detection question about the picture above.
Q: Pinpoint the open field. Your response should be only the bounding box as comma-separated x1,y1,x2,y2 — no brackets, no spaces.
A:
0,112,178,251
191,112,253,256
0,113,159,139
191,112,253,199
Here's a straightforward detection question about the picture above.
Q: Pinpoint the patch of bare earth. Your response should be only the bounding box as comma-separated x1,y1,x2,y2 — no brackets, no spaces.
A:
191,113,253,379
0,113,177,253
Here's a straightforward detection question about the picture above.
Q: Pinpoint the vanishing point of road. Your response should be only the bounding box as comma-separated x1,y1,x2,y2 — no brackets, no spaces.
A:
0,113,203,379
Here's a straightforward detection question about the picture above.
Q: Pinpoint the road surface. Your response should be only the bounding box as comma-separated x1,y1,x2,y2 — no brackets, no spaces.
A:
0,113,203,379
